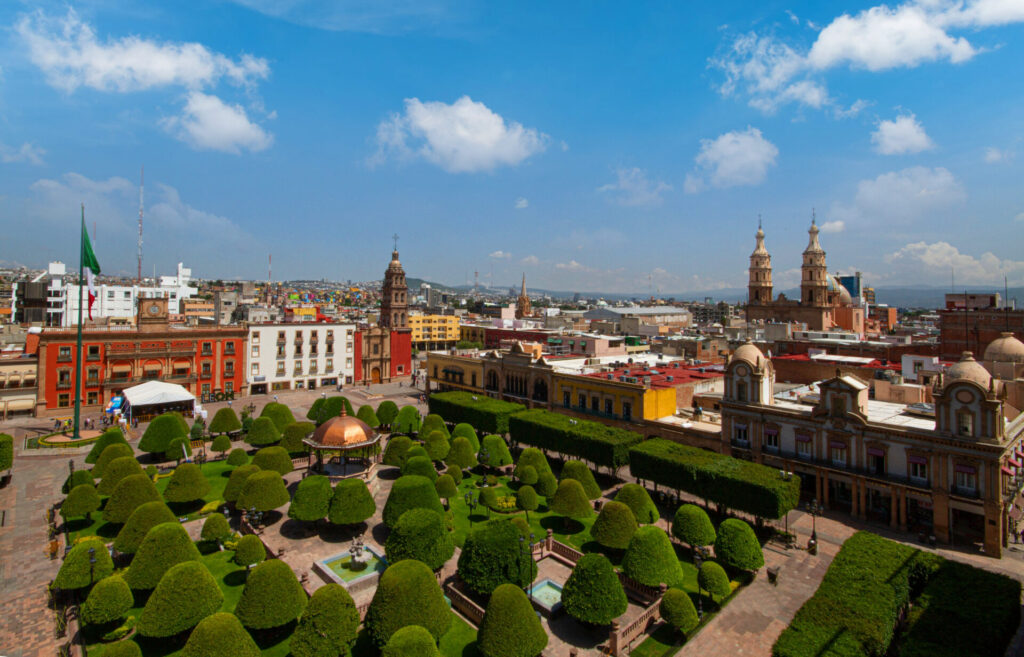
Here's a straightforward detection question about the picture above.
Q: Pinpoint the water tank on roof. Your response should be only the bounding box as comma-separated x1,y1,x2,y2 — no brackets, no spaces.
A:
698,368,705,373
666,375,674,382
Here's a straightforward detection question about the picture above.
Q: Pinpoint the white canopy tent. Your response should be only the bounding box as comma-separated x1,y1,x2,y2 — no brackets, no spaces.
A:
121,381,196,419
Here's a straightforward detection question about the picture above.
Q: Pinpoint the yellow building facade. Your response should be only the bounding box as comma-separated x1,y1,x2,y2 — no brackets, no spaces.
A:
426,352,484,393
552,373,675,422
409,314,460,350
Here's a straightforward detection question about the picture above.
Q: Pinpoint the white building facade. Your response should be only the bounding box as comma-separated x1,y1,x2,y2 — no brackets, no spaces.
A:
53,262,198,327
245,323,357,395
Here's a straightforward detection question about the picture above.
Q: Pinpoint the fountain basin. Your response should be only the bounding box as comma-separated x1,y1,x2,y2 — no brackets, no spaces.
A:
527,578,563,616
313,545,388,595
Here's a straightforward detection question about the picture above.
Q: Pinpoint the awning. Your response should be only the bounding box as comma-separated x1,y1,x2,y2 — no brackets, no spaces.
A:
143,363,161,372
112,364,132,373
867,447,885,457
4,398,35,411
1002,466,1015,476
908,455,928,465
122,380,195,407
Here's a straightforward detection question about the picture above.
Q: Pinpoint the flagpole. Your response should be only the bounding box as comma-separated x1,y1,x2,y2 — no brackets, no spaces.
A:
72,204,86,440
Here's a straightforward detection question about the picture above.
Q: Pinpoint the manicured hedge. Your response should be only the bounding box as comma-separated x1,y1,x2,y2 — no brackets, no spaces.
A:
61,483,101,520
376,400,400,428
385,508,454,571
629,439,800,519
356,404,380,428
328,477,376,526
382,435,413,467
382,475,443,528
234,559,307,630
672,504,716,549
103,474,161,524
402,455,438,481
182,612,260,657
234,534,266,568
562,553,628,625
382,625,440,657
478,583,549,657
114,501,178,554
509,408,643,469
137,560,223,637
457,518,538,596
82,575,133,625
200,513,231,543
698,561,731,599
590,500,637,551
237,471,290,512
211,435,232,456
615,483,659,524
622,526,683,588
661,588,699,634
246,417,282,447
290,584,360,657
288,474,331,524
714,518,763,573
280,421,315,453
428,391,526,435
0,433,12,472
561,460,601,499
365,559,452,647
259,402,296,431
85,428,128,464
251,445,293,475
124,521,202,590
480,435,512,467
446,437,477,470
307,396,354,425
393,405,422,434
97,454,145,495
224,464,261,503
208,407,242,435
452,423,481,451
163,463,211,504
138,413,188,454
226,448,249,466
54,538,114,590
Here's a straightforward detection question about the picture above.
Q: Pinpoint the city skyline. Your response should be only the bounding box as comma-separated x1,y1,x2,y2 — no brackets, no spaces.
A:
1,1,1023,292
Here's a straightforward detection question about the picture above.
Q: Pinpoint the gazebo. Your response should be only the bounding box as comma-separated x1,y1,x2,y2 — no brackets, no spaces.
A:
303,408,381,478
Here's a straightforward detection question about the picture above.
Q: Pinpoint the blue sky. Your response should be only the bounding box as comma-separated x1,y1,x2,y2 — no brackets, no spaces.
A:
1,0,1022,294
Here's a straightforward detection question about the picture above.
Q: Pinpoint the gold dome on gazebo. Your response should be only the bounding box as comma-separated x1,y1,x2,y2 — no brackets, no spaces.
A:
305,408,379,450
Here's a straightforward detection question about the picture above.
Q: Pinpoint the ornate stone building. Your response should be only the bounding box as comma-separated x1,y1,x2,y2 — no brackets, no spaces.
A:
515,273,532,320
379,247,408,330
355,246,412,384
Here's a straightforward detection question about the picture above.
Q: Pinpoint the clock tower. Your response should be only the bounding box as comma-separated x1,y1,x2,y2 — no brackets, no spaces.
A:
137,297,169,331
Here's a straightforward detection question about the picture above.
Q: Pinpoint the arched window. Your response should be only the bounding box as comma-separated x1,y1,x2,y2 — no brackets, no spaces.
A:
736,381,747,402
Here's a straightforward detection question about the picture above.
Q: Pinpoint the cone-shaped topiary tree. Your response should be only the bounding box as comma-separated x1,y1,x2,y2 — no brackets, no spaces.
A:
182,612,260,657
251,445,293,475
535,472,557,498
478,583,548,657
445,464,464,485
280,421,315,453
562,553,628,626
224,464,261,504
190,420,205,443
138,413,188,455
445,436,477,471
673,504,716,551
200,512,231,544
290,584,359,657
259,402,296,431
402,455,438,481
622,526,684,588
376,400,400,429
516,447,551,475
513,464,538,486
307,396,354,425
226,448,249,466
104,642,141,657
382,435,413,467
92,442,137,481
53,538,114,590
661,588,699,635
237,471,290,512
560,460,601,500
208,407,242,435
328,477,376,526
516,485,538,522
590,500,638,551
124,521,202,590
85,428,129,464
81,574,133,626
615,483,659,524
698,560,731,599
103,474,161,524
419,414,448,440
423,430,450,462
62,468,94,494
457,519,538,596
365,559,452,647
714,518,763,573
451,423,480,452
383,475,443,529
356,404,381,428
288,474,331,525
394,405,421,434
406,445,429,461
435,473,458,502
245,417,281,448
210,435,232,457
385,508,454,571
97,454,145,495
480,435,512,468
163,463,211,504
382,625,440,657
234,559,308,630
233,534,266,568
137,560,223,638
165,437,193,464
550,479,594,526
61,483,101,520
114,501,178,555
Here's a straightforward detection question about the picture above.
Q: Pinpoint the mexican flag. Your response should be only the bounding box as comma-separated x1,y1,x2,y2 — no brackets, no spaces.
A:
81,216,101,320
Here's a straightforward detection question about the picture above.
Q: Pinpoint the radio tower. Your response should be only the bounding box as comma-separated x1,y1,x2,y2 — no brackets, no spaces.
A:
137,166,144,285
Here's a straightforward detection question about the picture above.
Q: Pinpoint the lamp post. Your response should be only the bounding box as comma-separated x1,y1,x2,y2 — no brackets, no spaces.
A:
520,533,536,603
318,391,327,425
806,498,821,554
693,548,704,621
465,493,478,527
479,446,490,473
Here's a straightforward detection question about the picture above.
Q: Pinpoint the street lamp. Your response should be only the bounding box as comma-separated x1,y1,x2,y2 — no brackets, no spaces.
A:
693,547,704,620
464,493,478,527
318,392,327,425
806,498,821,554
479,446,490,472
520,534,536,603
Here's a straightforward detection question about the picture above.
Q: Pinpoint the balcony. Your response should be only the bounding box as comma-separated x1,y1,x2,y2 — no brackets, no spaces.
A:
758,448,933,491
57,353,72,362
950,485,980,500
108,345,195,358
56,380,72,390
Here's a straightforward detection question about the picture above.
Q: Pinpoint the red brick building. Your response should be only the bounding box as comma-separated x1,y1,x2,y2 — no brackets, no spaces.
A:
939,308,1024,360
353,328,413,384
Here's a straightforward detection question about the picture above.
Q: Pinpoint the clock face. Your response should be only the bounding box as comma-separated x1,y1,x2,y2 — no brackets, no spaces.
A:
148,303,161,315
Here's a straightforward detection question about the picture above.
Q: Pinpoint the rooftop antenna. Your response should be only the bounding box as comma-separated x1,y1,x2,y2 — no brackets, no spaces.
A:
137,166,144,286
268,253,272,286
392,233,399,252
474,270,479,296
758,213,762,230
1006,275,1010,331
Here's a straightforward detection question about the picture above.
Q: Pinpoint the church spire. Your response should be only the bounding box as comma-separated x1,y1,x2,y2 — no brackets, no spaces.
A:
748,218,772,305
515,272,532,319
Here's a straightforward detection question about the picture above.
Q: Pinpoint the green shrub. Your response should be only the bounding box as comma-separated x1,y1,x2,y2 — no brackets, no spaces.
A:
419,414,449,440
407,445,429,461
509,408,643,470
535,471,557,498
237,471,290,511
164,437,193,463
365,559,452,647
102,641,142,657
82,575,133,625
514,464,538,485
198,513,229,544
328,477,376,526
714,518,763,573
622,526,683,588
698,560,731,599
451,423,481,451
290,584,360,657
233,534,266,568
386,508,454,571
561,460,601,499
61,483,101,520
0,433,10,472
446,464,464,484
210,435,232,456
614,483,658,524
245,417,281,447
383,435,413,467
85,428,128,464
550,479,593,521
62,468,94,494
673,504,716,549
562,553,627,626
208,407,242,435
97,454,144,495
124,521,202,590
138,413,188,454
383,475,443,528
394,405,422,434
137,561,223,637
457,519,538,595
403,455,438,481
223,464,261,503
515,485,539,521
307,396,354,425
280,421,315,453
235,559,307,630
103,474,161,524
445,436,477,470
661,588,699,634
259,402,296,431
428,391,526,435
516,447,551,475
93,443,136,480
478,583,548,657
423,430,450,462
226,448,249,466
251,445,293,475
480,435,512,467
435,473,458,500
630,439,800,519
382,625,440,657
182,612,260,657
356,404,381,427
591,500,637,551
288,474,331,523
163,463,211,504
190,420,205,442
114,502,178,554
376,400,400,428
54,538,113,590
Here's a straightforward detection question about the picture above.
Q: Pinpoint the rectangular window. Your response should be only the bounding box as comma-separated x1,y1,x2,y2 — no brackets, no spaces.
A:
830,443,847,467
622,401,632,421
326,358,333,370
471,373,477,387
202,384,211,395
957,413,974,437
251,363,260,375
763,429,779,451
909,461,928,483
201,362,212,376
346,358,352,368
276,362,285,375
58,393,70,408
87,345,101,360
225,342,235,355
277,346,286,358
373,344,379,355
252,333,260,344
251,345,260,358
123,291,131,299
955,466,977,493
578,393,586,409
605,399,614,415
86,368,99,383
563,391,571,408
591,396,599,412
87,391,98,405
201,342,213,356
224,361,235,375
733,425,749,446
796,438,812,459
107,290,114,299
58,346,72,361
225,381,233,393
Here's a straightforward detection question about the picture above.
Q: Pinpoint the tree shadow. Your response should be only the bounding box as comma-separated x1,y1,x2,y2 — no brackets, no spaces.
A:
580,540,624,566
166,500,204,517
63,518,92,534
320,521,367,545
540,515,583,535
135,632,188,655
547,613,609,649
224,568,248,587
378,467,401,481
280,518,317,540
250,620,297,650
96,522,122,539
261,510,283,527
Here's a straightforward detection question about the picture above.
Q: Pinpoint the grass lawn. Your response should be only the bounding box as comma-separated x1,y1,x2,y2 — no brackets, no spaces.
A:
350,612,480,657
631,623,682,657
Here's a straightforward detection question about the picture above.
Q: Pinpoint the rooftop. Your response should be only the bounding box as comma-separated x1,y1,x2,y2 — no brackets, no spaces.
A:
584,360,724,388
774,352,902,371
772,383,935,431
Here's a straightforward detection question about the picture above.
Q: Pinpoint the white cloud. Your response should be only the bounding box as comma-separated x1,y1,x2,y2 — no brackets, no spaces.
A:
489,250,511,259
520,255,539,265
162,92,272,153
555,260,589,272
514,197,529,209
820,220,845,233
371,96,548,173
886,241,1024,285
597,167,672,207
830,166,965,226
985,147,1012,163
871,114,934,154
685,127,778,192
0,141,46,165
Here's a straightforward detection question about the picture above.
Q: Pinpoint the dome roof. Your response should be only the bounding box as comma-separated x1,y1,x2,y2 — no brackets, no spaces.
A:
827,275,853,305
307,409,378,449
984,332,1024,364
732,341,765,367
947,351,992,388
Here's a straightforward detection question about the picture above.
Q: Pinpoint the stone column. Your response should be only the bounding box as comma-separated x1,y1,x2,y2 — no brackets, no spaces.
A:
857,478,867,521
932,490,950,543
890,486,899,529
